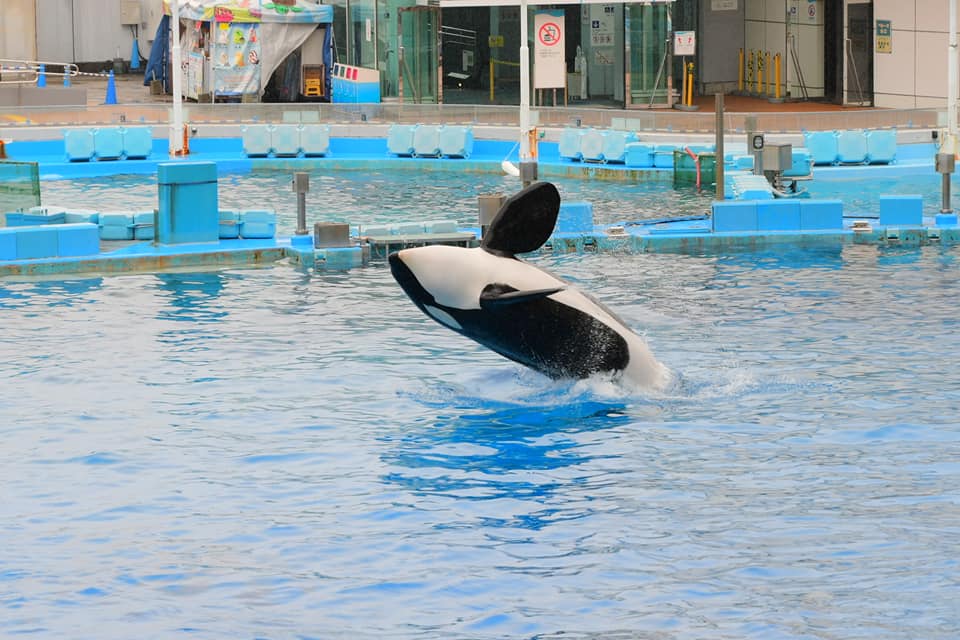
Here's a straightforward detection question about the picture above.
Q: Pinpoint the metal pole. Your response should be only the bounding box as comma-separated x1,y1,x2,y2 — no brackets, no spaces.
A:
943,171,952,213
519,0,536,186
949,0,959,146
715,93,725,201
293,172,309,235
169,0,184,156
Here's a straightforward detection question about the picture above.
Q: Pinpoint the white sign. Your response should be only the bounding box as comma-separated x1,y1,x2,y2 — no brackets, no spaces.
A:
590,5,616,46
711,0,737,10
674,30,696,56
534,10,566,89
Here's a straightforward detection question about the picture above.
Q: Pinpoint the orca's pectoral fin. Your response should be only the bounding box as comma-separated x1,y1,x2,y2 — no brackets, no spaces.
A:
480,285,565,309
480,182,561,256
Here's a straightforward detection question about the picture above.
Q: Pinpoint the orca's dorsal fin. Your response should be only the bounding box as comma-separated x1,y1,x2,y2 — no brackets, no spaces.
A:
480,181,560,256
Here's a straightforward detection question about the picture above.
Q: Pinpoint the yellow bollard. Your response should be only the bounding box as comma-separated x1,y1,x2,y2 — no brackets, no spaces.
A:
755,52,761,95
738,48,744,93
489,59,495,102
765,51,772,96
775,53,782,100
686,62,695,106
747,50,754,88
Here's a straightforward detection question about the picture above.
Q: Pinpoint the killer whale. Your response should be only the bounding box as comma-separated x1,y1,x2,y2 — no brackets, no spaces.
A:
388,181,670,390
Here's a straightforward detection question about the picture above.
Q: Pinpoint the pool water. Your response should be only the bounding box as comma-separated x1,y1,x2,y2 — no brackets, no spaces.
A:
40,169,713,235
2,245,958,638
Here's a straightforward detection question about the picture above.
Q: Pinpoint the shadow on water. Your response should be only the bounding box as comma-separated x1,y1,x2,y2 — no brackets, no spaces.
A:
381,379,636,508
153,272,228,323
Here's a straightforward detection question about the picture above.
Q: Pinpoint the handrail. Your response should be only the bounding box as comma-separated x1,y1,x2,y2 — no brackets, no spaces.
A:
0,59,79,85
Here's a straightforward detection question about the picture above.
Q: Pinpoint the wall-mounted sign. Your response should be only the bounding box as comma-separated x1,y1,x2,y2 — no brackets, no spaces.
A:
674,31,695,57
876,19,892,54
711,0,737,10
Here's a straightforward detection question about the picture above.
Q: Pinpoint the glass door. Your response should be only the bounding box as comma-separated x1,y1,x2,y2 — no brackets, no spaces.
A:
398,6,441,103
626,3,671,107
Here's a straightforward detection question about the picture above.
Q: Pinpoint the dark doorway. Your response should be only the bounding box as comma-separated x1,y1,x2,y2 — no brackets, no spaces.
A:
824,2,844,103
846,3,873,105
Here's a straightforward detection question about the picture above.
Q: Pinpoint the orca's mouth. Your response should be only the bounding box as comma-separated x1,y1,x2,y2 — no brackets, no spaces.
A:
388,251,434,306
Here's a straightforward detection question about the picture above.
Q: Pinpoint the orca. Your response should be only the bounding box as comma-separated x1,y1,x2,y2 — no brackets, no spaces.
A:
388,181,671,390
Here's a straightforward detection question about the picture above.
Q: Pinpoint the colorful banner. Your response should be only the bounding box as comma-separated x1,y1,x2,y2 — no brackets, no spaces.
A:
212,22,262,95
165,0,333,24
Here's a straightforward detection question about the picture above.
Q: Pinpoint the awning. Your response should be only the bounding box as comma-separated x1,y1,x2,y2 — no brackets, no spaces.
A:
163,0,333,24
438,0,673,7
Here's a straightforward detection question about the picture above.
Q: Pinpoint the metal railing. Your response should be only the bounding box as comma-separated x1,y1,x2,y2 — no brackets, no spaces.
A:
0,59,79,85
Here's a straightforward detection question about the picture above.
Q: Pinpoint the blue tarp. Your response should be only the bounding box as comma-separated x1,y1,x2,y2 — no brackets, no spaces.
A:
143,14,170,91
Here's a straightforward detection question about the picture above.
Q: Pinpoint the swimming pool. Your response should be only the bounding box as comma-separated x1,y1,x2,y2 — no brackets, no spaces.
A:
2,245,958,638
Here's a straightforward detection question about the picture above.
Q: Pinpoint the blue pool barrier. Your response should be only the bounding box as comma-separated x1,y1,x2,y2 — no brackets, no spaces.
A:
239,210,277,239
653,145,676,168
625,143,653,168
557,202,594,232
219,210,240,239
879,195,923,226
133,211,155,240
157,162,219,244
99,212,134,240
413,125,441,157
387,124,416,156
866,129,897,164
93,127,124,160
800,199,843,229
0,222,99,260
438,126,474,158
836,129,868,164
64,129,95,162
602,130,638,164
559,128,584,161
57,223,100,256
241,125,272,157
803,131,839,165
301,124,330,157
757,200,801,231
712,201,758,232
271,124,302,157
580,129,606,162
122,126,153,160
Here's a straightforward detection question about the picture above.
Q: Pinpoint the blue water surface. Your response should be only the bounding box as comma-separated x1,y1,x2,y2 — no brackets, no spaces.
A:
1,243,958,638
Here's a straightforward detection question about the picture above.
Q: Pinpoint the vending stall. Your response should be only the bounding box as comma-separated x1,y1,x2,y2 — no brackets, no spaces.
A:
152,0,334,102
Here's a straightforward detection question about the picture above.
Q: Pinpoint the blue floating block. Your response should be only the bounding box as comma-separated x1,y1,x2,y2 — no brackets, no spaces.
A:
559,128,584,160
122,126,152,159
424,220,458,233
438,126,474,158
866,129,897,164
133,211,155,241
387,124,416,156
93,127,124,160
99,212,134,240
712,201,758,232
624,143,653,168
601,130,637,164
653,145,676,168
15,226,59,259
803,131,839,165
757,200,801,231
733,155,755,171
239,210,276,239
800,200,844,230
879,195,923,226
557,202,594,233
57,223,100,257
301,124,330,157
242,124,272,157
936,212,958,227
64,128,95,161
783,150,813,178
218,209,240,239
271,124,302,157
580,129,606,162
0,228,17,260
318,246,364,269
836,129,868,164
394,222,424,235
64,210,100,224
413,125,441,157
